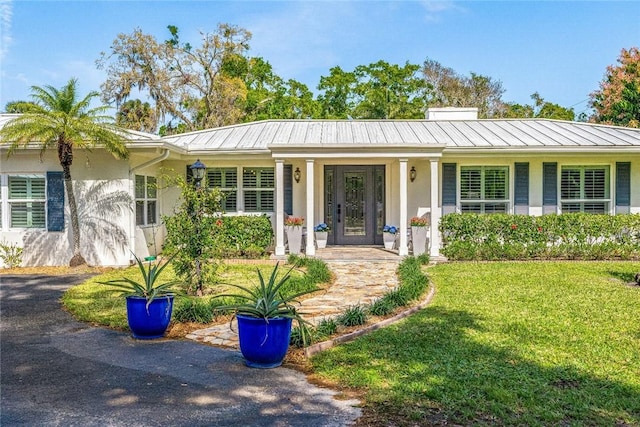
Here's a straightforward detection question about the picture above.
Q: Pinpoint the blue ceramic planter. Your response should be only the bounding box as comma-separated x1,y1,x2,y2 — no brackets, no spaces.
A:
125,295,174,339
236,315,293,368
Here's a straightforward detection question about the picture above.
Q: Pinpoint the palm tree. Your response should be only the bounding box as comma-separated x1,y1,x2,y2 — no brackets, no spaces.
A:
0,78,129,266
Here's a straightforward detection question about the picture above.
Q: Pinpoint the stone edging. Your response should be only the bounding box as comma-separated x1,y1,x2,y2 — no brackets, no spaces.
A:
304,285,437,358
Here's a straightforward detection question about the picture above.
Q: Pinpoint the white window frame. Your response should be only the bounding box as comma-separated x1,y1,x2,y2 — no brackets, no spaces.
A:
5,174,46,229
135,175,157,226
560,165,610,214
242,167,275,213
459,166,510,214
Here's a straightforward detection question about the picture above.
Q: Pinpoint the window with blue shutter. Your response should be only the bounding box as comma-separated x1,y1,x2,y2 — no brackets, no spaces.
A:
514,163,529,214
442,163,457,214
615,162,631,214
284,164,293,215
542,162,557,214
46,172,65,231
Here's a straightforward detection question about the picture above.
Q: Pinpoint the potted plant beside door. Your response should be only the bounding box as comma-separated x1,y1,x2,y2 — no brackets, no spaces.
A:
314,223,330,248
382,225,398,250
410,216,429,256
100,253,181,339
285,216,304,254
217,263,319,368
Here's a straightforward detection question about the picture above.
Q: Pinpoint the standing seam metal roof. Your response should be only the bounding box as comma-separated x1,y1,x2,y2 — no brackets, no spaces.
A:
156,119,640,152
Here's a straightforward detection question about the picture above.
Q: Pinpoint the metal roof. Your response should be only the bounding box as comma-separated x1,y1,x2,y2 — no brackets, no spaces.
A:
3,113,639,153
161,119,640,153
0,114,158,142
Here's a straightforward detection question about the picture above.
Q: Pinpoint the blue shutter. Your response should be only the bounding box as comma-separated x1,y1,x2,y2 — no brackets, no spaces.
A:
46,171,65,231
543,162,557,213
186,164,193,184
442,163,457,205
514,163,529,214
616,162,631,213
284,164,293,215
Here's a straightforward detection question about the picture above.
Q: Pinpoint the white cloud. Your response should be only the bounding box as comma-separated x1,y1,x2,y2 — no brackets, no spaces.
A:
420,0,465,21
0,0,13,60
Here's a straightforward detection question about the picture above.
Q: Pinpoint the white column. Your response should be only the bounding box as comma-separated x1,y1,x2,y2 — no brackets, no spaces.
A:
430,158,441,258
399,159,409,256
305,159,316,256
275,159,286,256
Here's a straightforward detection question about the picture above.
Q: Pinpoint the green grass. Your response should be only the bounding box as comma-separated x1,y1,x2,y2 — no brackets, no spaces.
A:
62,262,310,330
311,261,640,426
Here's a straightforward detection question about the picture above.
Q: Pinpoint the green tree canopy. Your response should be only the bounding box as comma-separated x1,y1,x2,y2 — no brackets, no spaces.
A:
503,92,574,120
590,47,640,128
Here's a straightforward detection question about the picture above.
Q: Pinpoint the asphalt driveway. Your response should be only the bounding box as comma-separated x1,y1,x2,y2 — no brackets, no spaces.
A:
0,274,360,426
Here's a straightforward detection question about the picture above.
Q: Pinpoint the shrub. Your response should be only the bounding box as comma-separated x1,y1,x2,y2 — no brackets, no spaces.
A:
440,213,640,261
210,215,273,259
337,304,368,327
368,297,395,316
173,297,214,323
315,317,338,338
0,240,23,268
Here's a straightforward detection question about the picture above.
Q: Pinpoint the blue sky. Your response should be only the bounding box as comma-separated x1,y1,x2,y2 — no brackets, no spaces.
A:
1,1,639,117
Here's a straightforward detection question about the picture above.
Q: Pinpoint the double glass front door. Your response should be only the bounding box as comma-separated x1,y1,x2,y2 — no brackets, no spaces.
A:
324,165,385,245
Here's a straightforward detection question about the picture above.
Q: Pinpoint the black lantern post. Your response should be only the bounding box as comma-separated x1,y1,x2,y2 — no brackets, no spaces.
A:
189,159,206,295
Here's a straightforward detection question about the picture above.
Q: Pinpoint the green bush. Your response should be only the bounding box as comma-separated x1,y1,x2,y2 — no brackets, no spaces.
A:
368,297,395,316
440,213,640,261
210,215,273,259
173,297,214,323
0,240,23,268
337,305,368,327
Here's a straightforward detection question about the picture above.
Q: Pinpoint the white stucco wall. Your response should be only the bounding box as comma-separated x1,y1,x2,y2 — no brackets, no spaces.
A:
0,149,132,267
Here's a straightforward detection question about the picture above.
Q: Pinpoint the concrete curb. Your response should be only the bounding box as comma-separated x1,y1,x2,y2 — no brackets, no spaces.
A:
304,284,437,358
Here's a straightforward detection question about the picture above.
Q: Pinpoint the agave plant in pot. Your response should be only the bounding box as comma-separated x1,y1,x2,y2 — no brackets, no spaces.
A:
100,253,182,339
218,262,319,368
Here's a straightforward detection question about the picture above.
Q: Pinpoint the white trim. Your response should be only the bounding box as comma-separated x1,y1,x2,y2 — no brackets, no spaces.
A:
305,160,315,256
399,159,409,256
275,160,285,256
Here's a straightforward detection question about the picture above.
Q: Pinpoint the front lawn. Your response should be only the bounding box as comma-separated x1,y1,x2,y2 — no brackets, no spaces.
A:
311,261,640,426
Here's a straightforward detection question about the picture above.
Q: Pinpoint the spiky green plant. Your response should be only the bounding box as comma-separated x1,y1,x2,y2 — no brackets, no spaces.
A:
217,262,320,345
99,253,182,307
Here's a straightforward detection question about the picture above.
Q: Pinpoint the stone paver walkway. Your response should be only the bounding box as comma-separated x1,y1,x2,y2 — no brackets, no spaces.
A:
186,254,401,348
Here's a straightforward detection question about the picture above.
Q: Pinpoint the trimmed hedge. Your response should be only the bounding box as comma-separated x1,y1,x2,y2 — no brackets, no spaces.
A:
210,215,273,258
440,213,640,260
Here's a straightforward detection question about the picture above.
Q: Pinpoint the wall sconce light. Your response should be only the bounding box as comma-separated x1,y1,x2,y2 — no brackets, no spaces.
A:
294,167,301,183
410,166,417,182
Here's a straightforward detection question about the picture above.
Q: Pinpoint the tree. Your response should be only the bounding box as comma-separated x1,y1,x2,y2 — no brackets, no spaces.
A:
502,92,574,120
0,78,128,266
230,56,320,121
97,24,251,133
317,66,358,119
4,101,34,113
352,61,427,119
317,61,427,119
116,99,158,133
590,47,640,128
422,59,506,118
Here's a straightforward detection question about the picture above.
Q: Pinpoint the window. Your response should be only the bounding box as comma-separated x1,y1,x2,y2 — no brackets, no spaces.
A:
243,168,274,212
135,175,157,225
207,168,237,212
460,167,509,213
561,166,609,213
8,175,46,228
